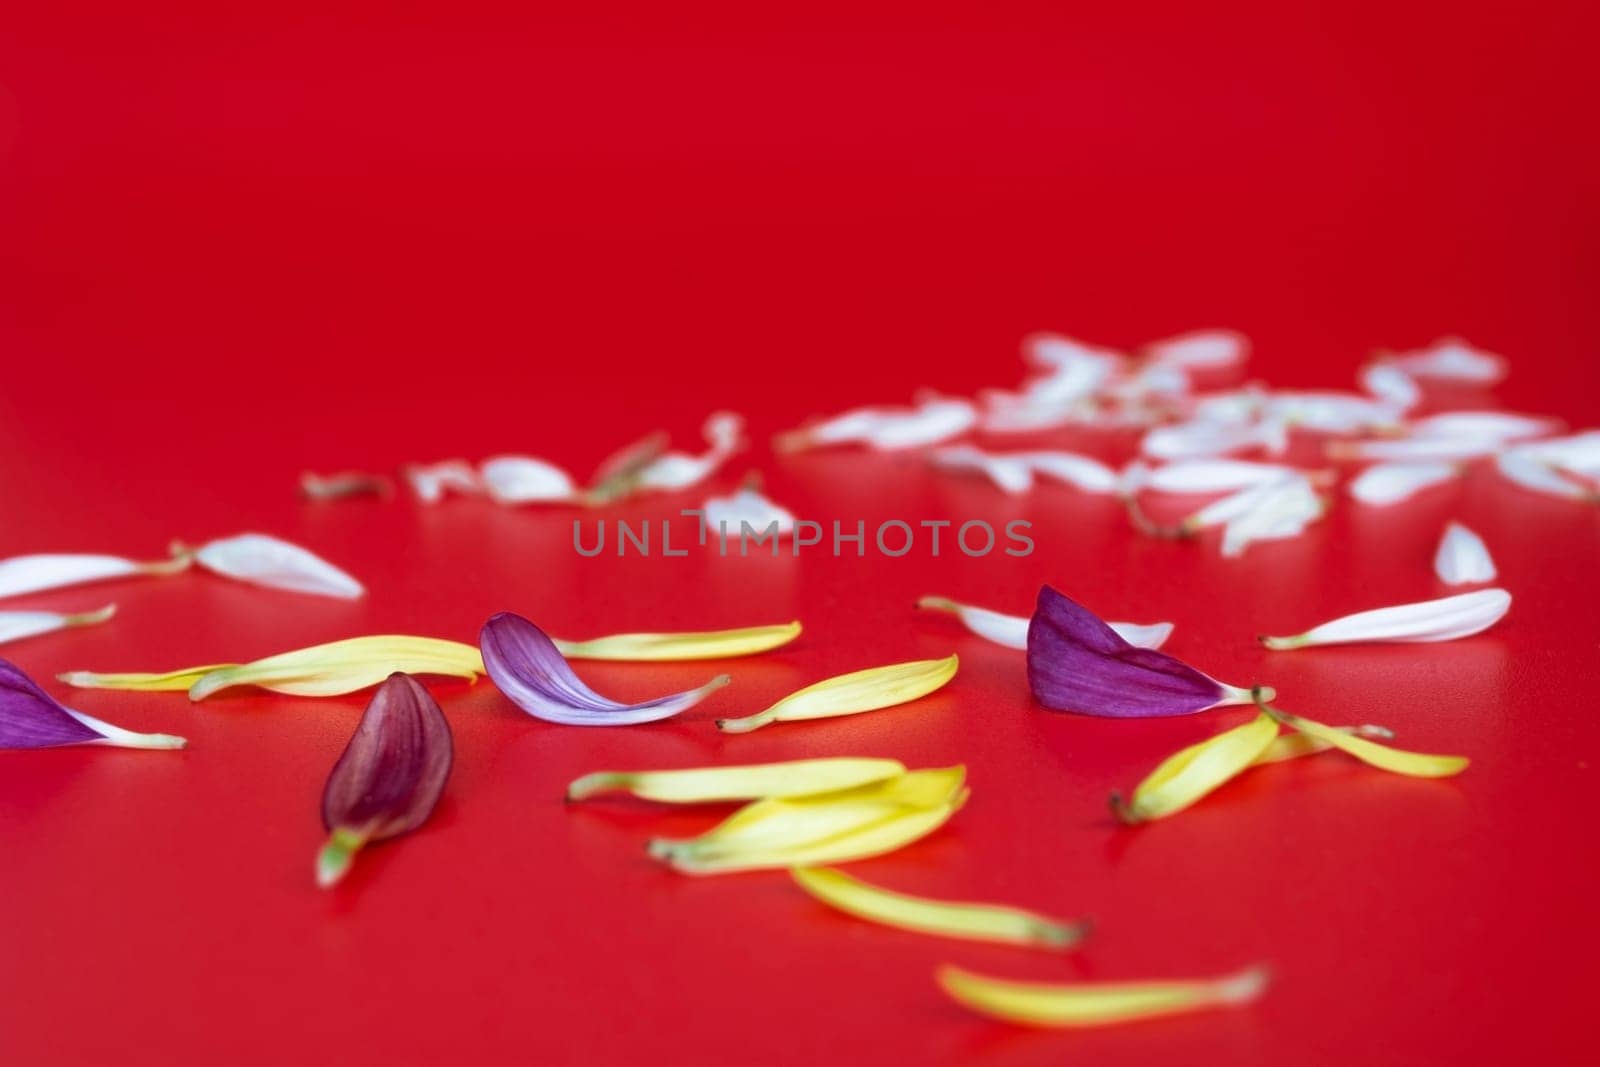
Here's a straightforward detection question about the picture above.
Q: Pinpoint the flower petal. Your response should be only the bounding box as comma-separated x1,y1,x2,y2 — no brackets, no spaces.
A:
1250,723,1395,764
1515,430,1600,475
0,552,190,600
1360,363,1421,410
184,636,485,700
931,446,1034,493
553,621,802,661
566,757,906,802
1434,522,1496,585
1258,702,1467,777
701,486,798,541
480,612,728,726
917,595,1170,651
634,411,745,490
1219,477,1324,558
1019,451,1119,493
402,460,481,503
1260,588,1511,649
792,867,1088,950
1407,411,1559,442
479,456,578,504
1495,450,1594,500
1027,587,1261,717
1348,461,1459,505
1140,459,1304,495
190,533,364,599
1387,338,1507,383
647,766,967,875
937,964,1269,1028
1,657,185,750
1110,711,1278,823
300,471,392,499
1142,329,1249,371
58,664,241,691
1141,419,1281,461
317,673,453,887
0,604,116,647
715,655,957,733
1330,436,1501,462
777,397,977,452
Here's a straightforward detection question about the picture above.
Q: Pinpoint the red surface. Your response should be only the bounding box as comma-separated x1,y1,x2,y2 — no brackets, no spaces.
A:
2,4,1597,1065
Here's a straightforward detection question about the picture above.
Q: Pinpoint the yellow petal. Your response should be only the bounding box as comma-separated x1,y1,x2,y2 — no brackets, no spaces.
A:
937,964,1269,1028
566,757,907,802
716,655,958,733
58,664,243,692
1111,712,1278,824
649,766,966,875
185,636,485,700
1250,724,1394,765
553,621,801,661
1261,705,1468,778
791,867,1087,950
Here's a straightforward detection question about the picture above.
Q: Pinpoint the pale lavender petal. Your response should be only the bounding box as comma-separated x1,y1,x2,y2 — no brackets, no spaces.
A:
480,612,729,726
1025,588,1256,718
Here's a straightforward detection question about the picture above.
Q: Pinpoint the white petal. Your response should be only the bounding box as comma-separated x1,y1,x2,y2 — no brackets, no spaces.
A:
1142,458,1302,494
193,534,364,599
1407,411,1558,442
403,460,481,503
1389,338,1507,383
1348,461,1459,505
1514,430,1600,475
0,553,188,600
1332,437,1501,462
931,446,1034,493
480,456,578,503
783,398,975,452
65,709,186,750
1494,450,1592,500
1264,391,1402,434
1143,329,1249,370
702,487,797,539
1220,477,1324,557
1023,333,1125,372
1434,522,1497,585
1186,476,1292,529
635,411,746,490
1263,588,1511,648
919,596,1170,650
1191,389,1266,424
1142,419,1278,460
1117,461,1152,496
1017,451,1119,493
1360,363,1422,410
0,604,116,646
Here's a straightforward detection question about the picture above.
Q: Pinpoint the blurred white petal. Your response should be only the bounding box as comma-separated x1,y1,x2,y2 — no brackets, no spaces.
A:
404,460,481,503
193,533,364,599
1387,338,1507,383
933,448,1117,494
1219,477,1324,557
1332,436,1501,462
1360,363,1422,410
1434,522,1496,585
1348,461,1459,505
1495,450,1593,500
1142,418,1282,460
480,456,578,504
917,596,1170,650
0,552,189,600
1262,588,1510,649
1191,389,1266,425
781,398,975,452
932,446,1034,493
1117,461,1152,496
0,604,116,647
300,471,392,499
1018,451,1119,492
637,411,746,489
1514,430,1600,475
1142,458,1303,494
702,486,797,539
1407,411,1558,442
1143,330,1248,371
1264,391,1401,434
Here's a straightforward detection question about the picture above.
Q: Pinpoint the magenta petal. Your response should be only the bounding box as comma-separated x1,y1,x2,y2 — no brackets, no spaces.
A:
479,612,729,726
321,673,453,839
0,658,105,748
1026,586,1226,717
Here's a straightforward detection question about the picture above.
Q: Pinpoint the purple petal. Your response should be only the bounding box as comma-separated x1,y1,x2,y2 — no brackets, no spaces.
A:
1025,587,1226,717
0,657,105,748
322,672,453,837
479,612,730,726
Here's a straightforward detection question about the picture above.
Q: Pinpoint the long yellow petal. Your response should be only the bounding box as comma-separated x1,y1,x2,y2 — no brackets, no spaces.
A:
565,757,906,802
791,867,1087,950
185,636,485,700
553,620,801,661
716,655,958,733
1251,724,1394,765
648,766,966,875
58,664,243,692
1260,704,1468,778
937,964,1269,1028
1111,712,1278,824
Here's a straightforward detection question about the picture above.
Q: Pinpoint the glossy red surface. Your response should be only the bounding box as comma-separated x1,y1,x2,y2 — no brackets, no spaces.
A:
2,5,1597,1065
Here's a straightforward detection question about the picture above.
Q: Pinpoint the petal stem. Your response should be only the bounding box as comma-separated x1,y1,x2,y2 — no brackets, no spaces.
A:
316,827,370,888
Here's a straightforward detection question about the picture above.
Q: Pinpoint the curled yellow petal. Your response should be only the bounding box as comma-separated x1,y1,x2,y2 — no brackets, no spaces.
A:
648,766,967,875
716,655,958,734
1259,701,1468,778
553,620,801,661
1111,712,1278,824
566,757,906,802
1251,723,1394,765
58,664,243,692
937,964,1269,1028
184,636,485,700
792,867,1087,950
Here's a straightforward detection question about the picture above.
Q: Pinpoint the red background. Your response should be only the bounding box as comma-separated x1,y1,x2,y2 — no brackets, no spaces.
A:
1,4,1596,1065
